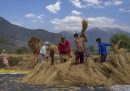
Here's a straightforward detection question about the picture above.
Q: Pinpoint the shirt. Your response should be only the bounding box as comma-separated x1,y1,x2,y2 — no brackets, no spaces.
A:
39,45,47,55
98,42,112,55
50,49,54,58
58,40,71,55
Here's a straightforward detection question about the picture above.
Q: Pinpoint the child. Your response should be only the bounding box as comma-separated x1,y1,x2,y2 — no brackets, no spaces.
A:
1,49,10,68
50,47,54,65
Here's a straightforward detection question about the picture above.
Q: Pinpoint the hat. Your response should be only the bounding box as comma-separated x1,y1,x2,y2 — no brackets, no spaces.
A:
44,41,49,45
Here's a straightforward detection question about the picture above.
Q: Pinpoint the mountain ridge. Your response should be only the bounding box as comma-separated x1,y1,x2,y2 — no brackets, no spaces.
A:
0,16,130,50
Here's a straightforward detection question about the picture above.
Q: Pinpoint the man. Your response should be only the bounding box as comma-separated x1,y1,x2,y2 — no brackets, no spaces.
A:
96,38,112,63
58,36,71,63
36,42,48,63
74,33,87,64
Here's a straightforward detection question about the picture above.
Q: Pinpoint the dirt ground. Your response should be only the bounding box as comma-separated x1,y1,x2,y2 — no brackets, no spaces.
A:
0,74,113,91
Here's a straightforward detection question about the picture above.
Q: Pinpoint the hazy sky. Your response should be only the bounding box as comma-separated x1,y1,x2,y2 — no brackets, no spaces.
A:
0,0,130,32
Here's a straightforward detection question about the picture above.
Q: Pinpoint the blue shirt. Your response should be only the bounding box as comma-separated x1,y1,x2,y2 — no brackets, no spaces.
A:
98,42,112,55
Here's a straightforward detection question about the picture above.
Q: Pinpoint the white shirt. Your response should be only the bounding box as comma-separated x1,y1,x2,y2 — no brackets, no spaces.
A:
39,45,47,55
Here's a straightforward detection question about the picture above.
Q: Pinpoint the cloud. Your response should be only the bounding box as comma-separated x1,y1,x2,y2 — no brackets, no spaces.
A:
25,13,36,18
88,17,115,27
88,17,130,32
72,10,81,15
104,0,123,6
70,0,123,8
46,1,61,14
25,13,44,23
51,15,130,32
113,0,123,5
51,16,83,32
71,0,85,8
11,21,24,26
119,8,130,13
84,0,103,8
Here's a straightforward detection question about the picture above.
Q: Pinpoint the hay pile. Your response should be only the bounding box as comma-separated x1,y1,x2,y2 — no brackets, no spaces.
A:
28,37,41,56
21,49,130,86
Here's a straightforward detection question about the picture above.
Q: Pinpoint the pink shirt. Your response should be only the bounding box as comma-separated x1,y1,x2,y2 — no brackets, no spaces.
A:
1,53,8,64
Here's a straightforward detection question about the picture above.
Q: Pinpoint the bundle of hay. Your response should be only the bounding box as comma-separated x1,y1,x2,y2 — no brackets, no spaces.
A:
28,37,41,56
81,19,88,33
80,19,88,39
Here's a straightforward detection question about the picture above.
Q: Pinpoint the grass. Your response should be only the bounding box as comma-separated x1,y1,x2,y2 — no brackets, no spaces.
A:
0,68,31,74
0,53,33,74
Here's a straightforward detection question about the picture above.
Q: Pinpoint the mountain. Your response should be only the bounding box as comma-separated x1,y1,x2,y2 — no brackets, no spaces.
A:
59,27,130,48
0,17,61,50
0,16,130,51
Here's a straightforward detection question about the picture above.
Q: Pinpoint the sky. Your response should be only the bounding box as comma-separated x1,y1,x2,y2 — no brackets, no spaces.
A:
0,0,130,33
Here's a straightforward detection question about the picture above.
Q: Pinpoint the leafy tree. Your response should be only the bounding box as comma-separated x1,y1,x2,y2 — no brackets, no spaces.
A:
110,33,130,49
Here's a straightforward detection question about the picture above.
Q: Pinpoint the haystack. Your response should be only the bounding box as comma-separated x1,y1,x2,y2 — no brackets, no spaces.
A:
21,49,130,86
28,37,41,56
21,40,130,86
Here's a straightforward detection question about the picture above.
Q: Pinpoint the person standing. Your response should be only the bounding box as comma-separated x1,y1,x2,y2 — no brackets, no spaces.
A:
36,42,48,63
96,38,112,63
74,33,87,64
58,36,71,63
1,49,10,68
48,44,55,65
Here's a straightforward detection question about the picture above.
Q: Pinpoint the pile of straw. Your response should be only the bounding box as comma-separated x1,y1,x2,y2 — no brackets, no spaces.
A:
21,48,130,86
28,37,41,56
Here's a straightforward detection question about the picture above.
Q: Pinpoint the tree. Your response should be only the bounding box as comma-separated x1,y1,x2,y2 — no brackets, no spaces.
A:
16,47,29,54
110,33,130,49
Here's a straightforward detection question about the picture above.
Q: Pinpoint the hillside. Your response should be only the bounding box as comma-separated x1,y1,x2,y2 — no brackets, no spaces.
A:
0,17,61,50
0,16,130,50
59,27,130,48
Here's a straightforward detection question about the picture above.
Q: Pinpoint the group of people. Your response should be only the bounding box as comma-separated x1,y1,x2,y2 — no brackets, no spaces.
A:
36,32,112,65
0,35,112,68
0,37,112,68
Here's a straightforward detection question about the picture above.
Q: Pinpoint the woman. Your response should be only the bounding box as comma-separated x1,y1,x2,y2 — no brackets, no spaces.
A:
1,49,10,68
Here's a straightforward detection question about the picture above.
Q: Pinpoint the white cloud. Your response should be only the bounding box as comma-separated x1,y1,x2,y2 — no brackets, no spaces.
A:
84,0,103,7
46,1,61,14
88,17,130,32
113,0,123,5
70,0,123,8
51,16,83,32
88,17,115,27
71,0,85,8
72,10,81,15
25,13,44,23
119,8,130,13
104,0,123,6
51,15,130,32
104,1,112,6
11,21,24,26
25,13,36,18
